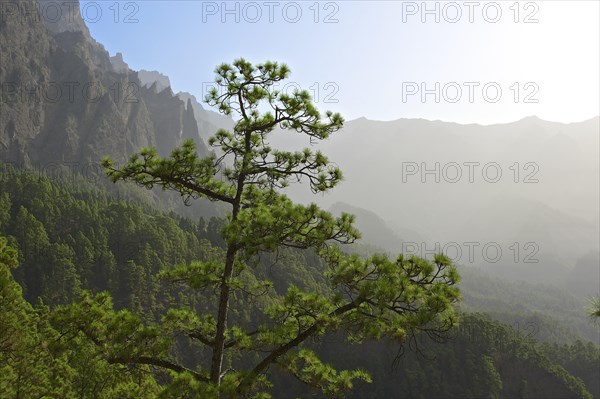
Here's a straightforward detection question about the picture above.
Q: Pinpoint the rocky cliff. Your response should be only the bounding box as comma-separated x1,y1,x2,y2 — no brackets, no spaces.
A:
135,71,235,144
0,0,212,171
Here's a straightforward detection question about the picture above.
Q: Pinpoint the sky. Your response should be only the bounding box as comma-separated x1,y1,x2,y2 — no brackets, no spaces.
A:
79,0,599,124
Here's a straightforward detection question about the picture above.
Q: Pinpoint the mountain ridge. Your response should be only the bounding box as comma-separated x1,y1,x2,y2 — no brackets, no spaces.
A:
345,115,600,127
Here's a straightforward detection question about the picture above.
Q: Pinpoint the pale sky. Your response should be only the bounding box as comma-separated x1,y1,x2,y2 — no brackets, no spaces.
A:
81,1,600,124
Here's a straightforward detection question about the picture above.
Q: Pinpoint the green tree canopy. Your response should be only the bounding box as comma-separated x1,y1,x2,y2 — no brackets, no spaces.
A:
84,58,461,398
588,296,600,322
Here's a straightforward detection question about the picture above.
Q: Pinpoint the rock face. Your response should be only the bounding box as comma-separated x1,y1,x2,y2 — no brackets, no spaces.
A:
135,71,234,143
109,53,129,73
38,0,90,36
0,0,212,170
137,70,171,93
178,91,235,143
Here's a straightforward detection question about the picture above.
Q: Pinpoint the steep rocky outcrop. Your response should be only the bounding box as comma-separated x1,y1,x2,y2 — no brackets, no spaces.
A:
137,70,171,93
0,0,211,170
178,91,235,143
109,53,129,73
135,72,234,143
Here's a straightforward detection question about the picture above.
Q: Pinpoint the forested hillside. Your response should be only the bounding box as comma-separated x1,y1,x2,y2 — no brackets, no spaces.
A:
0,167,596,398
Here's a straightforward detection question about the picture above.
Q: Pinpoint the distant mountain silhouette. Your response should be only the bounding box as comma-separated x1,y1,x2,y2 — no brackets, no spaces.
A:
271,115,599,290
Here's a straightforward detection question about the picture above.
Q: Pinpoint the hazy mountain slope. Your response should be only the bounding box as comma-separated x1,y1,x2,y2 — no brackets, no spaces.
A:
329,202,426,254
561,252,600,299
454,196,599,284
318,116,599,236
325,203,598,344
322,205,598,345
458,266,599,345
272,116,599,290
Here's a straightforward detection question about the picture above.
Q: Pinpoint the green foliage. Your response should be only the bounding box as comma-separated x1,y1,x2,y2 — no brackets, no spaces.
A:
96,59,461,398
282,349,372,397
0,236,160,398
588,296,600,322
541,340,600,398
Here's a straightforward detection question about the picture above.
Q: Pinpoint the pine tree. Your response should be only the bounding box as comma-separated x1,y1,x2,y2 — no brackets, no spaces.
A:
74,59,463,398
